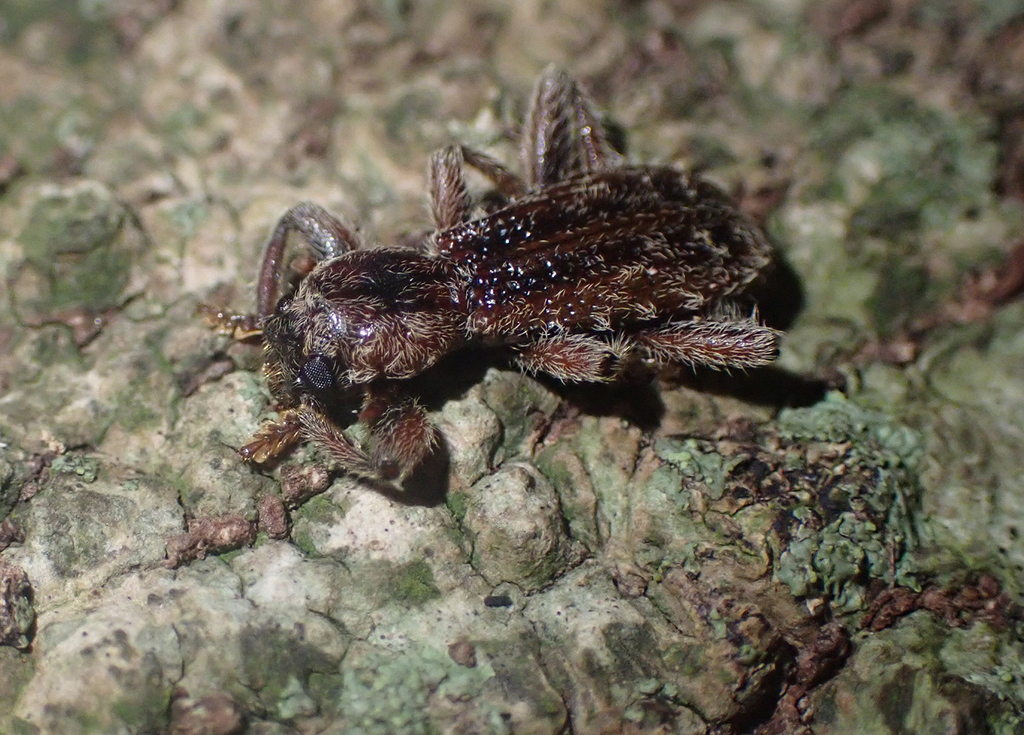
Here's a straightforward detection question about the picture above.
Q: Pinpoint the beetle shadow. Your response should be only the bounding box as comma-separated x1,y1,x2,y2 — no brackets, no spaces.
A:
532,371,668,431
667,364,837,410
751,250,805,333
418,348,670,432
360,448,452,507
381,350,496,505
669,252,835,409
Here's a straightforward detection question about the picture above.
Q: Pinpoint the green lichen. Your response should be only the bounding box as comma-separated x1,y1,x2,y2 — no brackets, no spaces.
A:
19,184,124,259
816,87,997,233
603,623,662,683
0,454,16,520
775,82,1011,338
867,257,929,336
274,675,317,721
308,493,348,525
49,454,100,483
778,510,897,611
479,370,561,464
445,491,468,523
307,671,345,714
817,615,1021,733
654,437,744,501
646,393,926,615
290,527,318,557
534,441,602,549
385,559,441,606
14,182,131,317
108,682,172,735
34,487,128,578
330,645,498,735
940,623,1024,709
163,199,210,241
771,395,925,611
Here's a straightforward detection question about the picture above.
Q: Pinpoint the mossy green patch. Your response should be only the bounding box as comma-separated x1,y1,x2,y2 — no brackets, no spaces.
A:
294,494,347,528
0,454,17,520
291,528,318,557
307,672,345,717
32,485,132,577
533,442,601,549
445,491,468,523
109,682,172,734
655,437,744,501
866,256,929,337
772,394,925,612
385,559,441,606
19,183,125,260
334,645,497,735
604,623,661,683
160,104,211,154
13,182,132,318
940,622,1024,708
479,370,562,461
163,199,210,241
382,88,441,145
645,393,925,615
0,648,35,720
49,453,100,483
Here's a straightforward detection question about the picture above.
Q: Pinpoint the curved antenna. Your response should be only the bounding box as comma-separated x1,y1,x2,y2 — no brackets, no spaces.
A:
256,202,363,317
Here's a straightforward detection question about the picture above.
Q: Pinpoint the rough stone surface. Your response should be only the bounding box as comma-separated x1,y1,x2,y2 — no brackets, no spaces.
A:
2,1,1024,734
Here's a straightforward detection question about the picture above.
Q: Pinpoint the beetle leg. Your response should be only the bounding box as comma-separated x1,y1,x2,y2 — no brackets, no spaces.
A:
428,146,472,231
459,146,526,198
239,408,304,464
295,399,379,478
636,316,780,370
514,334,624,382
429,144,527,255
272,389,437,482
361,386,439,481
521,66,616,187
257,202,364,318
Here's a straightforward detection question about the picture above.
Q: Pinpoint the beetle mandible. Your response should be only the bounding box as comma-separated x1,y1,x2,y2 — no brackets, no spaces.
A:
204,67,780,482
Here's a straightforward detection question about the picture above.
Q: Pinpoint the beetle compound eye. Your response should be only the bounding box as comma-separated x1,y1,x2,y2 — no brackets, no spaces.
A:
299,354,335,392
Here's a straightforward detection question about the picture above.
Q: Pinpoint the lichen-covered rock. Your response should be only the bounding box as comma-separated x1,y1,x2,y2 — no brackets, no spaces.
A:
3,466,182,605
461,463,586,592
11,181,135,320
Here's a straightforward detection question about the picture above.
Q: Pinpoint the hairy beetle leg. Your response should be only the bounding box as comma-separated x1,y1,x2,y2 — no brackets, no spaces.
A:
361,388,438,481
428,145,526,239
296,403,379,478
240,409,303,464
637,316,781,370
514,334,624,383
522,65,617,187
256,202,365,318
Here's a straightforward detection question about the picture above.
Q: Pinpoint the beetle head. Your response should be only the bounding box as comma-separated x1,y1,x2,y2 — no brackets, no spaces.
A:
261,293,351,401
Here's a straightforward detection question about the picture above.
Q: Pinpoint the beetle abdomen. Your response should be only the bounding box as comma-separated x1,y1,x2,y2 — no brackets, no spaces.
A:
438,167,770,337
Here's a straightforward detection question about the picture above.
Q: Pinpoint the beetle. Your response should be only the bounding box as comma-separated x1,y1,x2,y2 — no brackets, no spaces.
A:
203,67,780,482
